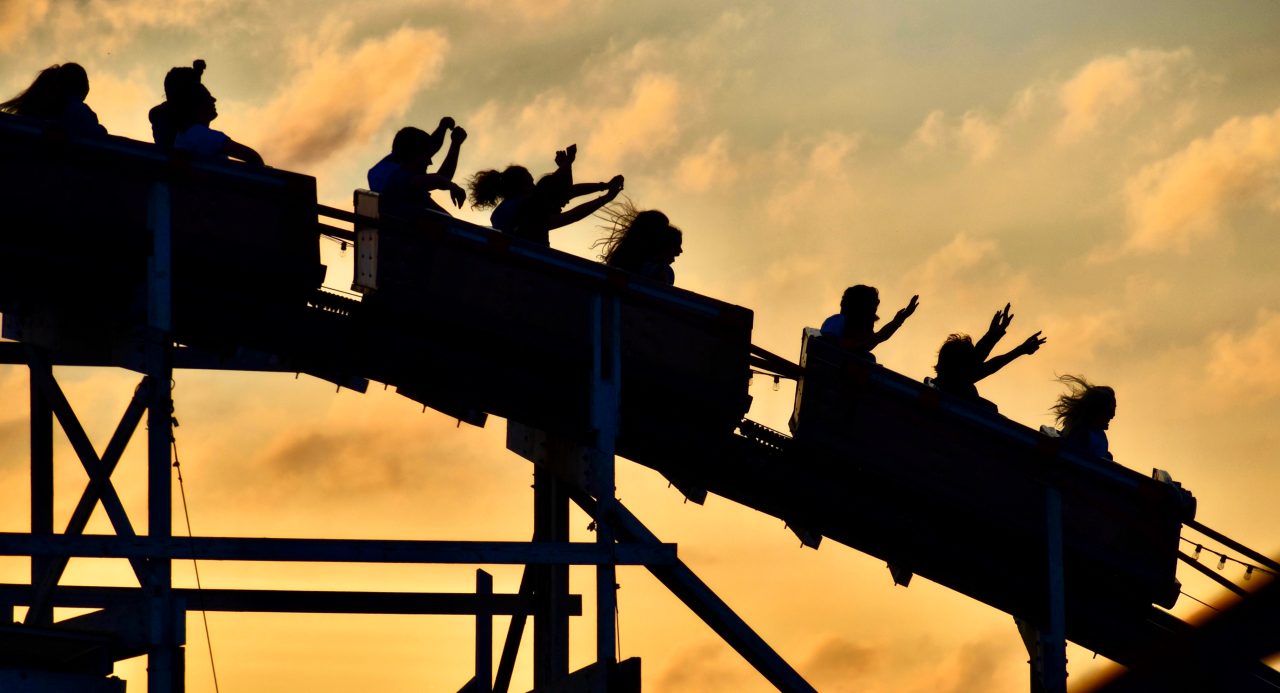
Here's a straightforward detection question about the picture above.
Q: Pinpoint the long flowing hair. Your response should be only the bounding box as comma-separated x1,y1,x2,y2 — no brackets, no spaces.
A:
1050,374,1115,435
594,198,675,270
0,63,85,118
468,165,533,209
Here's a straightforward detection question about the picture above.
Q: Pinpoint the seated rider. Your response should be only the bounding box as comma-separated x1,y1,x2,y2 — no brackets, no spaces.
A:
1050,375,1117,462
469,144,623,245
931,303,1046,408
171,81,263,164
596,204,682,285
820,285,919,361
369,118,467,217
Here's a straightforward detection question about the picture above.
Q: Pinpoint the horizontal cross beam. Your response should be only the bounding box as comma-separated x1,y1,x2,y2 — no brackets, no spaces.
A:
0,583,582,616
0,534,676,566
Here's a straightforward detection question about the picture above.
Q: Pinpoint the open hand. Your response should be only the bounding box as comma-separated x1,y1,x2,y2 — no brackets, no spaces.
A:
991,303,1013,331
896,294,920,322
1020,331,1046,355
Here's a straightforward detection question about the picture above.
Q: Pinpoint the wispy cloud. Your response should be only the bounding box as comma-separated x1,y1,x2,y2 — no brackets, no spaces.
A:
1122,106,1280,253
230,22,449,170
0,0,50,51
1056,48,1193,143
1206,309,1280,403
907,109,1001,163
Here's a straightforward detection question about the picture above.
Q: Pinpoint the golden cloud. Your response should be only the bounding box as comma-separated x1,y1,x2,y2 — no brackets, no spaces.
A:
1207,309,1280,402
235,25,449,170
0,0,49,50
1123,106,1280,253
585,72,684,168
1056,48,1192,143
906,110,1000,163
676,134,735,193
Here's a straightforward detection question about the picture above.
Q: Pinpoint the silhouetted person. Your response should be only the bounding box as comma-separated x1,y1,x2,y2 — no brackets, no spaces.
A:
148,59,206,149
931,303,1046,408
820,285,919,360
595,202,682,284
469,144,623,244
1051,375,1117,462
171,81,263,165
0,63,106,136
369,118,466,216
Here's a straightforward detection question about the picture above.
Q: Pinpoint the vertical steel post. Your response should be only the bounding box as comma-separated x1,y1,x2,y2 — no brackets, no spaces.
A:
146,181,181,693
29,358,53,626
589,294,620,669
475,570,493,693
1042,485,1067,693
532,466,569,686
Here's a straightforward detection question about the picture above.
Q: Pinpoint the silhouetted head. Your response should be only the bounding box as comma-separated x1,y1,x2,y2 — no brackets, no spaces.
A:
171,83,217,131
1,63,88,118
390,126,441,171
163,59,206,101
57,63,90,101
840,285,880,322
935,333,977,381
597,203,680,272
469,165,535,209
1051,375,1117,435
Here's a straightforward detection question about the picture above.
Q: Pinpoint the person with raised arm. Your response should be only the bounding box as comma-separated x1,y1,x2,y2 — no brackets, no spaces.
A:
468,143,623,245
1050,375,1117,462
368,117,467,216
931,303,1046,407
820,285,919,361
1,63,107,136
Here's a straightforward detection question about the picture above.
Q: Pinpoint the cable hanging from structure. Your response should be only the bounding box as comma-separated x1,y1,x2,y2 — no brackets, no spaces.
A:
1180,536,1277,581
170,383,222,693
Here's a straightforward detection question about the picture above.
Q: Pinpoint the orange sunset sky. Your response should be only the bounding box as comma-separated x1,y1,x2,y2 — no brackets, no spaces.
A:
2,1,1279,691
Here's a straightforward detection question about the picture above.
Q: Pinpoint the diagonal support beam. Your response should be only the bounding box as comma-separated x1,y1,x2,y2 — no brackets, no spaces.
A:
493,562,533,693
23,358,151,611
565,487,817,693
25,376,151,625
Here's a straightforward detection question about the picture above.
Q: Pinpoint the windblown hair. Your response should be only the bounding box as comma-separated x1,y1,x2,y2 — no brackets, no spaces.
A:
0,63,89,118
935,333,976,378
1051,374,1115,435
468,166,534,209
594,199,679,271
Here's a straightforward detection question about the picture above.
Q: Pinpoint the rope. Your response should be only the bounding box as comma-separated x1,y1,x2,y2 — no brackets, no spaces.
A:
172,430,222,693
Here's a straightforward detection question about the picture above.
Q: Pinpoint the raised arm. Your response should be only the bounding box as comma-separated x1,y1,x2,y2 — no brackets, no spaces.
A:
869,294,920,349
434,126,467,181
547,176,624,230
974,303,1013,362
975,331,1046,382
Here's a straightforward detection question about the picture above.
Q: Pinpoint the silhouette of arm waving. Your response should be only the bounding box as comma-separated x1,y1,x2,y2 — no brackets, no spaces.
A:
975,331,1046,382
973,303,1013,362
435,125,466,184
868,295,920,350
547,175,624,230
